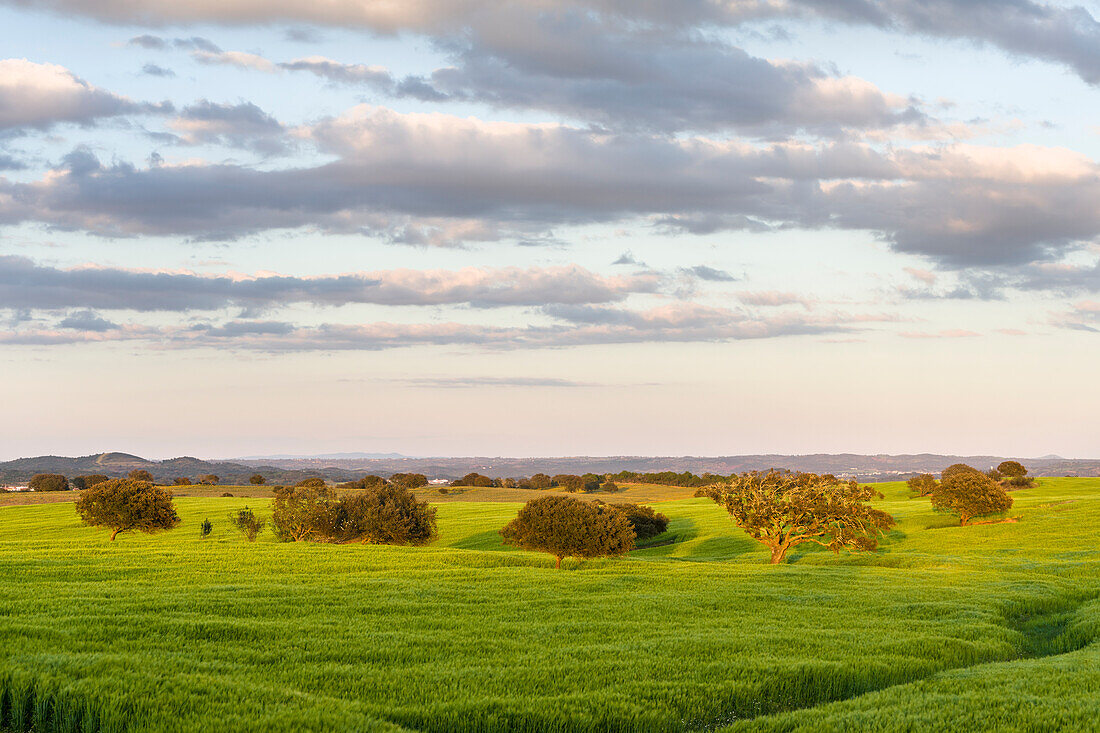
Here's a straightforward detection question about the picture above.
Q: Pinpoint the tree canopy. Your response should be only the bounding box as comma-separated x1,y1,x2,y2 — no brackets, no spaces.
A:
701,470,894,564
128,469,154,482
906,474,938,496
333,485,437,545
271,486,335,542
29,473,69,492
941,463,981,481
996,461,1028,478
500,495,634,568
931,470,1013,526
389,473,429,489
249,474,266,485
295,477,327,488
74,479,181,540
612,503,669,541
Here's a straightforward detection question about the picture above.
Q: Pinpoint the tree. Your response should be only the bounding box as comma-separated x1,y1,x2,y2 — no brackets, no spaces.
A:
997,461,1028,478
78,474,109,489
200,519,213,539
930,470,1013,526
941,463,980,481
529,473,552,490
551,474,585,493
295,477,327,488
612,503,669,541
174,477,192,486
389,473,428,489
906,474,938,496
500,495,635,569
453,472,493,487
581,473,603,492
29,474,68,492
229,507,266,541
701,471,894,564
332,485,437,545
270,486,335,542
128,469,154,482
199,474,220,485
249,474,266,485
74,479,180,541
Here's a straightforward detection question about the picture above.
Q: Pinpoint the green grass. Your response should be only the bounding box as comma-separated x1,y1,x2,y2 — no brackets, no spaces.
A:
2,479,1099,731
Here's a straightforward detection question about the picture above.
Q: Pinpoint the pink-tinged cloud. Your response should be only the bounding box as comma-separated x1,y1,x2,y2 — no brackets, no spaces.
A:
899,329,980,339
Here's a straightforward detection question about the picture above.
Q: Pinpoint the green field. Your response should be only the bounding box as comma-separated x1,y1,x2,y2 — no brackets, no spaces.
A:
2,479,1099,732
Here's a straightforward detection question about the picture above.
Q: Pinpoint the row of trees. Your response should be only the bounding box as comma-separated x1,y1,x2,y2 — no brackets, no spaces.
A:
907,462,1016,525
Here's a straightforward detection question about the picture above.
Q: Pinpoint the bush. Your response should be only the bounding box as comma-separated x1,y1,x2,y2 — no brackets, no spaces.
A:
906,474,938,496
72,474,108,490
128,469,154,482
332,485,437,545
613,503,669,541
174,477,192,486
199,474,220,485
931,470,1013,525
200,519,213,539
229,507,266,541
28,473,68,492
221,492,234,497
295,477,327,488
552,474,586,492
338,475,387,490
74,479,180,541
500,495,635,568
249,474,266,485
1003,475,1036,490
529,473,552,490
940,463,980,482
270,486,336,542
452,473,493,487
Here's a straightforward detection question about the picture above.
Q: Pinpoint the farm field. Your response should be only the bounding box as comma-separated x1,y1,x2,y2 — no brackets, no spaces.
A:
2,479,1099,732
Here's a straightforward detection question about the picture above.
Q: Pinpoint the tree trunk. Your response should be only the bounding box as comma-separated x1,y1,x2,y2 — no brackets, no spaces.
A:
110,527,121,541
769,544,788,564
555,555,562,569
960,515,970,526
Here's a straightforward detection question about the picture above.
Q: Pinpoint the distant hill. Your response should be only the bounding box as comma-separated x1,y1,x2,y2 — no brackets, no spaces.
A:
235,452,411,460
3,452,1097,485
0,453,358,486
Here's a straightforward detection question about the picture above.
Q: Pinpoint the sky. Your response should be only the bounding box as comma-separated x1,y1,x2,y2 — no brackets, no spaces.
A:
1,0,1099,460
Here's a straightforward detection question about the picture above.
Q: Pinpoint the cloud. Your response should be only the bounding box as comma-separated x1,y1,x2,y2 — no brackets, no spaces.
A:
3,109,1099,266
128,35,220,53
169,100,286,154
683,265,737,282
141,63,175,77
899,329,980,339
611,251,642,266
0,58,157,132
192,50,276,72
277,56,393,87
0,302,891,352
737,291,811,308
57,309,117,331
0,256,660,312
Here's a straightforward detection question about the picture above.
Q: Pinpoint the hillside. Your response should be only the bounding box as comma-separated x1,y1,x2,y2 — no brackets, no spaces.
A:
1,478,1099,731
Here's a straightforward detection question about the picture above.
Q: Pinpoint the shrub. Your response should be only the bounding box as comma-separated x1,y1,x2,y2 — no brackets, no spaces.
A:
174,477,192,486
128,469,154,482
249,474,266,485
602,480,622,493
200,519,213,539
1003,475,1036,490
199,474,220,485
529,473,552,490
72,474,109,490
613,503,669,541
221,492,234,497
338,475,387,490
931,470,1013,525
270,486,336,542
453,473,493,487
229,507,266,541
295,477,327,488
702,471,894,564
332,485,437,545
906,474,938,496
28,473,68,492
74,479,181,541
500,495,635,568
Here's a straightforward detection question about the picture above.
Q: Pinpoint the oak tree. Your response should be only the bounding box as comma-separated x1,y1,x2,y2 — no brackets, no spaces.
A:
332,485,437,545
249,474,266,485
702,470,894,564
997,461,1028,478
75,479,181,541
128,469,154,482
931,470,1013,525
906,474,938,496
29,473,69,492
500,495,634,568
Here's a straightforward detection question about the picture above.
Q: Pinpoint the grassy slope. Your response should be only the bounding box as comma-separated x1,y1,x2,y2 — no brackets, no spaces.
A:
0,480,1098,731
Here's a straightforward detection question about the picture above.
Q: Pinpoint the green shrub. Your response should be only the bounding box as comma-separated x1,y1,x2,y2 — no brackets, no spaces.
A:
613,503,669,541
332,485,437,545
270,486,335,542
500,495,634,568
200,519,213,539
229,507,266,541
